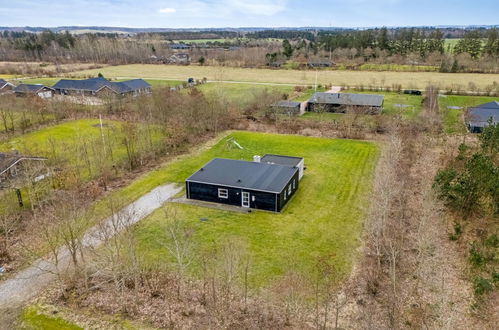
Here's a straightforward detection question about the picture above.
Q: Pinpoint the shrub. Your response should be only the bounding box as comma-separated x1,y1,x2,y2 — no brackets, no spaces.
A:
473,277,494,296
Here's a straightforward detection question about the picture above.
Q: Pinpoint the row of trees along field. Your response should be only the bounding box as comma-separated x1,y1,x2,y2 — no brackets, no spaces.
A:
265,28,499,73
1,27,498,72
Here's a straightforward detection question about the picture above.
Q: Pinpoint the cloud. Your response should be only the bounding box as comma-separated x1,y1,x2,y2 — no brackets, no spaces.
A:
225,0,288,16
159,7,176,14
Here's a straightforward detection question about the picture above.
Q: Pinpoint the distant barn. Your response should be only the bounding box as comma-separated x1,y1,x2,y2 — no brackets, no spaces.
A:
307,92,384,114
14,84,54,99
467,101,499,133
186,155,304,212
307,60,334,68
53,77,151,97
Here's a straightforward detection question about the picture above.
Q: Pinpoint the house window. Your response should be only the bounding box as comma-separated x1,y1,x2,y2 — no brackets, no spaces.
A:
284,190,287,200
288,185,292,195
292,180,296,189
218,188,228,199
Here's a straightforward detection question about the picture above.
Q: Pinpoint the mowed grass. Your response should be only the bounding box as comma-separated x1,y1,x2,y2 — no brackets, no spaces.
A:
194,82,295,104
439,95,499,134
0,119,165,179
132,131,379,286
73,64,499,90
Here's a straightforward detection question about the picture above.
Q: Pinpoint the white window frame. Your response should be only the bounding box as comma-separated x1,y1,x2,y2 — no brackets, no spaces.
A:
292,179,296,189
288,185,292,195
218,188,228,199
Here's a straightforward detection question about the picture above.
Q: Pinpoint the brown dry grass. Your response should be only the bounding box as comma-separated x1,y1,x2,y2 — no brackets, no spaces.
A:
72,64,499,90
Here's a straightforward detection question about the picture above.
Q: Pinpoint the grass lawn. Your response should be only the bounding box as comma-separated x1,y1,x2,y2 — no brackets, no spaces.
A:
0,119,166,180
130,131,379,287
195,82,295,104
72,64,499,90
20,306,83,330
439,95,499,134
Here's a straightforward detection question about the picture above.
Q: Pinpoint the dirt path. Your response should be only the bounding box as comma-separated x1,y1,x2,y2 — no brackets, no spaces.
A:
0,183,181,311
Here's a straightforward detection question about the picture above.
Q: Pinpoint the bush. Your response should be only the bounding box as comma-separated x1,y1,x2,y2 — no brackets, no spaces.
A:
474,277,494,296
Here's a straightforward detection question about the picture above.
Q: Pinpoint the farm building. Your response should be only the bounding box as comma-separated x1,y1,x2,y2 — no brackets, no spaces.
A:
52,77,151,97
271,100,302,116
0,79,15,93
307,60,335,68
467,101,499,133
307,92,384,114
14,84,54,98
0,152,47,188
186,155,303,212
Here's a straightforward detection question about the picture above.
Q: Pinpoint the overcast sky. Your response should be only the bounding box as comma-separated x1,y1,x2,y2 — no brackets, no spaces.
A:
0,0,498,28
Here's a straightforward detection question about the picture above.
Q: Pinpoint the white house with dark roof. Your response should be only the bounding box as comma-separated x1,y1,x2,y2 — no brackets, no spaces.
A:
14,84,54,98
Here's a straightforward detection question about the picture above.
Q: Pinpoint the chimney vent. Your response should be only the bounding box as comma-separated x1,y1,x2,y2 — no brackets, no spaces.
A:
253,155,261,163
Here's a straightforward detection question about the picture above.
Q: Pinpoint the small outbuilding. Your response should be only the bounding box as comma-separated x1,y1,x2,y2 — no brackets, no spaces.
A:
14,84,54,98
307,92,384,114
0,152,47,187
271,100,302,116
186,156,303,212
467,101,499,133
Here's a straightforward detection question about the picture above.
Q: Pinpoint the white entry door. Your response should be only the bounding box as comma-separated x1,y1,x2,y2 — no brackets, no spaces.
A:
241,192,250,207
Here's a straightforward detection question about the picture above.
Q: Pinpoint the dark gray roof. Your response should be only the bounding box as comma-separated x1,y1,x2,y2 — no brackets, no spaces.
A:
14,84,53,93
468,101,499,127
53,77,151,94
261,154,303,167
53,77,113,92
0,152,47,176
113,79,151,93
0,79,7,87
309,92,384,107
186,158,298,193
272,100,301,108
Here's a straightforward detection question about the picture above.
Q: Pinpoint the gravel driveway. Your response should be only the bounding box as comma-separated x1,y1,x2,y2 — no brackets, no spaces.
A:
0,183,181,310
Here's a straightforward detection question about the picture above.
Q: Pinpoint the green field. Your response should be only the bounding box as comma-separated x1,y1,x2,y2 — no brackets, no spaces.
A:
72,64,499,90
0,119,165,180
129,131,378,286
194,82,295,104
439,95,499,134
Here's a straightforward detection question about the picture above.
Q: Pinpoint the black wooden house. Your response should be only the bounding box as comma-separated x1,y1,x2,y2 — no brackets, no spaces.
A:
186,157,301,212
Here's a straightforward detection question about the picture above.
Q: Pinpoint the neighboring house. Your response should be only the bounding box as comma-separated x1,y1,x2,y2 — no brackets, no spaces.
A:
166,53,190,64
307,60,334,68
14,84,54,99
186,155,304,212
271,100,302,116
467,101,499,133
0,152,47,188
170,43,191,50
0,79,15,94
52,77,152,97
307,92,384,114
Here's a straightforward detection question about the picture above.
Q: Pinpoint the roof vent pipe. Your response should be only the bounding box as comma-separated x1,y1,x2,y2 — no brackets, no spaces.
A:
253,155,261,163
